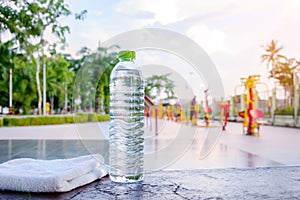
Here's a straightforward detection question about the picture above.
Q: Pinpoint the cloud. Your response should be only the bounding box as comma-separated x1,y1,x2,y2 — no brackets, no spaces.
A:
113,0,237,57
95,10,103,16
177,0,236,17
114,0,238,26
61,0,300,96
186,24,230,54
114,0,185,25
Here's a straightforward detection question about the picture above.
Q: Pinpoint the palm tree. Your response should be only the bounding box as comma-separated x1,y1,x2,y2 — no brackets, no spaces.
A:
261,39,285,81
261,39,285,124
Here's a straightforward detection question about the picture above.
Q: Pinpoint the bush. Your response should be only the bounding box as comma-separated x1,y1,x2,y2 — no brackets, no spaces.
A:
65,115,75,124
3,117,31,126
87,113,97,122
0,113,109,127
275,106,294,115
73,113,109,123
30,116,45,125
97,114,109,121
44,116,66,125
74,113,89,123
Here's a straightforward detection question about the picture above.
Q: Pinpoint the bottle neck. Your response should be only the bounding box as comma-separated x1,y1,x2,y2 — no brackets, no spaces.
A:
119,57,134,62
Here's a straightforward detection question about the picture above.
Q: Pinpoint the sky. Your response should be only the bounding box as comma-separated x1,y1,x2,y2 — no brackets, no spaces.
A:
61,0,300,100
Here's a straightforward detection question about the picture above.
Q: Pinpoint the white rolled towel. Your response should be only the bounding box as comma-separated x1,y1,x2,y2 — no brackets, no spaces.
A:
0,154,108,192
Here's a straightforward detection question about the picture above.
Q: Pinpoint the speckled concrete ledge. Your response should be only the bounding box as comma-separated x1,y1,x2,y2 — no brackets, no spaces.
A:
1,166,300,199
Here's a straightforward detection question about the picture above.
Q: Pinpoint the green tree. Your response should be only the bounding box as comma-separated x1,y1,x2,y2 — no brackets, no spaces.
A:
12,58,37,114
45,53,74,113
0,41,14,107
0,0,86,115
73,45,118,113
95,46,118,113
0,41,37,114
145,74,175,100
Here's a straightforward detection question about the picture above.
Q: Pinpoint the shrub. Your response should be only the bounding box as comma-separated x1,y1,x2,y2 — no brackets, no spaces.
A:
65,115,75,124
74,113,88,123
0,114,109,127
275,107,294,115
3,117,30,126
3,116,23,126
30,116,45,126
45,116,65,125
87,113,97,122
97,114,109,121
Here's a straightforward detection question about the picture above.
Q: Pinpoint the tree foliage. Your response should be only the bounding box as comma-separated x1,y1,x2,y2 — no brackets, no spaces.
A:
72,45,118,114
0,0,86,114
0,0,73,46
0,1,178,115
145,74,175,100
261,40,300,107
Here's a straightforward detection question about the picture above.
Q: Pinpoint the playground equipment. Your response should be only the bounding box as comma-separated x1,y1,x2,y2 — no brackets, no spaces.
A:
145,95,158,135
203,89,212,127
190,102,200,126
235,75,268,136
175,103,183,122
219,101,230,131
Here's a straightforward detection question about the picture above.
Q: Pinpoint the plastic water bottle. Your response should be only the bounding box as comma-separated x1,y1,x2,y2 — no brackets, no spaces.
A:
109,50,145,183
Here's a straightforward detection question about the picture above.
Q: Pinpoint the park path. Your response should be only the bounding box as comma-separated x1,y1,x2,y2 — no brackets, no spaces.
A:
0,120,299,170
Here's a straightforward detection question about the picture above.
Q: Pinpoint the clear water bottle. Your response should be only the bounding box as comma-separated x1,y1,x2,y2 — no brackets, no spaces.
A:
109,50,145,183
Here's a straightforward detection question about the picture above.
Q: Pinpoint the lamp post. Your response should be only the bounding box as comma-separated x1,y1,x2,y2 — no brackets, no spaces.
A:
65,83,68,110
43,62,46,115
293,68,299,126
270,63,278,125
9,68,13,114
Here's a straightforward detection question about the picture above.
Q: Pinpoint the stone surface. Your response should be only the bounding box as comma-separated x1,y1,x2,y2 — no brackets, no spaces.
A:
1,166,300,199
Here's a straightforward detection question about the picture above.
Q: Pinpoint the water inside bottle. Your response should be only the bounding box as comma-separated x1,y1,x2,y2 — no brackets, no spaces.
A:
109,67,144,183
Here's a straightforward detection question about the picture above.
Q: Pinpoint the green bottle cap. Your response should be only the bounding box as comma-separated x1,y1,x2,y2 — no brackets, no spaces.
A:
118,50,136,60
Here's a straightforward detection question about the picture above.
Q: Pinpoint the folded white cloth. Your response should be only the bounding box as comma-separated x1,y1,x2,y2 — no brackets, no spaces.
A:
0,154,108,192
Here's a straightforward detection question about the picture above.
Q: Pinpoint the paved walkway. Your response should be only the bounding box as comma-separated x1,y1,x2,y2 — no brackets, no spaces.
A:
0,120,300,169
0,120,300,199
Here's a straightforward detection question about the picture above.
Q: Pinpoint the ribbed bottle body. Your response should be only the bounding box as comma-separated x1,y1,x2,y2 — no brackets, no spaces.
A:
109,61,144,183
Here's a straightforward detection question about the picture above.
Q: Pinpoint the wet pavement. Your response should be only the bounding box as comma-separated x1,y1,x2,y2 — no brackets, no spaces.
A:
0,120,300,199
